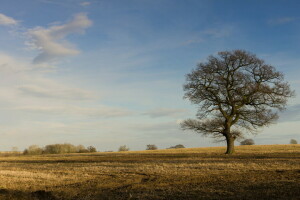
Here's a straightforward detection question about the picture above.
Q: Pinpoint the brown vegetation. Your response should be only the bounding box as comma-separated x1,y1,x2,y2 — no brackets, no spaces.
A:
0,145,299,199
23,143,97,155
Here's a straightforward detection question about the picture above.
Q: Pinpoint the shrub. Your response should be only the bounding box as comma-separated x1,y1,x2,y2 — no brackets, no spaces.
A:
146,144,158,150
118,145,129,152
290,139,298,144
168,144,185,149
240,139,255,145
23,145,43,155
87,146,97,152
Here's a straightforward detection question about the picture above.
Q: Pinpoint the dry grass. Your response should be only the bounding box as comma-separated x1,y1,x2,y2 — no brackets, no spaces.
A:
0,145,299,200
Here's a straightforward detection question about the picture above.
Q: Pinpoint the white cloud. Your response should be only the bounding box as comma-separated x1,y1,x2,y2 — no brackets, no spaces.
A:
14,105,133,118
181,26,232,46
27,13,92,63
80,2,91,6
181,38,203,46
143,108,189,118
18,84,94,100
0,13,18,26
202,27,232,38
279,104,300,122
0,52,100,118
268,17,295,25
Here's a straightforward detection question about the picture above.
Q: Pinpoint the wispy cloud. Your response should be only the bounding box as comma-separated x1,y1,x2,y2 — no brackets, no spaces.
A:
279,104,300,122
0,52,98,114
202,27,232,38
80,2,91,6
18,84,94,100
14,105,133,118
268,17,295,25
143,108,189,118
0,13,18,26
181,38,203,46
182,26,232,46
27,13,92,64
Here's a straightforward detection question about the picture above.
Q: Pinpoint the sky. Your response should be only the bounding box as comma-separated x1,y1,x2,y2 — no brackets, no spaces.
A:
0,0,299,151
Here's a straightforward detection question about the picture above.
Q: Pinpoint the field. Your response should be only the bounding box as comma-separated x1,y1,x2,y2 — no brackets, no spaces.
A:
0,145,299,200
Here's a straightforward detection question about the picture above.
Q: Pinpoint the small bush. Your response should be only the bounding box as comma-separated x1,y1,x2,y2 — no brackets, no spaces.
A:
240,139,255,145
290,139,298,144
118,145,129,152
146,144,158,150
168,144,185,149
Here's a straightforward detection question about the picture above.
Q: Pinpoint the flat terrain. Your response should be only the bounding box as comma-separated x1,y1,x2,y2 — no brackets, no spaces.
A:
0,145,299,200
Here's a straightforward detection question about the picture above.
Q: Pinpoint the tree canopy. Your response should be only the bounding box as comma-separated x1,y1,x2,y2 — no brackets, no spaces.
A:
181,50,294,154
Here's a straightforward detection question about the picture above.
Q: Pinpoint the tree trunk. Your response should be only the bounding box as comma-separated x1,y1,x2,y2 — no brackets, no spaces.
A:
225,136,235,154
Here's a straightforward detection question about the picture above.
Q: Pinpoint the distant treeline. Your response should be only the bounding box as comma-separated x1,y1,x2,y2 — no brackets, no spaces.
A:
23,143,97,155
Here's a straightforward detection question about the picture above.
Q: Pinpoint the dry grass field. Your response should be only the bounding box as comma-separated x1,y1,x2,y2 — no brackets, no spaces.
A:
0,145,299,200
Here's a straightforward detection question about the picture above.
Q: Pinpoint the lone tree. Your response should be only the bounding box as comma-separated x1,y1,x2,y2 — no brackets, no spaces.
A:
181,50,294,154
240,139,255,145
146,144,158,150
118,145,129,152
290,139,298,144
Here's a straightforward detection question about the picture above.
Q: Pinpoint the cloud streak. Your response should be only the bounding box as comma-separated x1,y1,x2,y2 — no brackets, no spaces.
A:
14,105,133,118
0,13,18,26
279,104,300,122
268,17,295,25
80,2,91,6
143,108,189,118
18,84,94,100
27,13,92,63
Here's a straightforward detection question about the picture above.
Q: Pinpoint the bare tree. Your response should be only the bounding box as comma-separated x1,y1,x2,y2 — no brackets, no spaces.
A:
181,50,294,154
118,145,129,152
146,144,158,150
87,146,97,152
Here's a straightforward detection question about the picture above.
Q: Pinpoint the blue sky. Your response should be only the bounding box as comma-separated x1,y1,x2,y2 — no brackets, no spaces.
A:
0,0,299,151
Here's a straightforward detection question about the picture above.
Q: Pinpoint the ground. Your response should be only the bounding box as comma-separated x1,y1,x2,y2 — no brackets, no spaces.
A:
0,145,299,200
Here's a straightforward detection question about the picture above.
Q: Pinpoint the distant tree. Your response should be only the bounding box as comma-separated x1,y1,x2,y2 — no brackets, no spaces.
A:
64,143,77,153
181,50,294,154
146,144,158,150
240,139,255,145
87,146,97,152
168,144,185,149
290,139,298,144
44,143,77,154
118,145,129,152
76,145,87,153
23,149,28,155
23,145,43,155
23,143,96,154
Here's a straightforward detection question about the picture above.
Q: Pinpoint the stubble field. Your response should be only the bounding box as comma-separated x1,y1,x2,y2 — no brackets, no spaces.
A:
0,144,299,200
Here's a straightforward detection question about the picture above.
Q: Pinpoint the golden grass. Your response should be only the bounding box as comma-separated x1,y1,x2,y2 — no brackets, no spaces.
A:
0,144,299,199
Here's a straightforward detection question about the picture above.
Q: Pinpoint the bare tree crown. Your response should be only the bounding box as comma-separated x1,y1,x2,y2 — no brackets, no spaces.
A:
182,50,294,142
